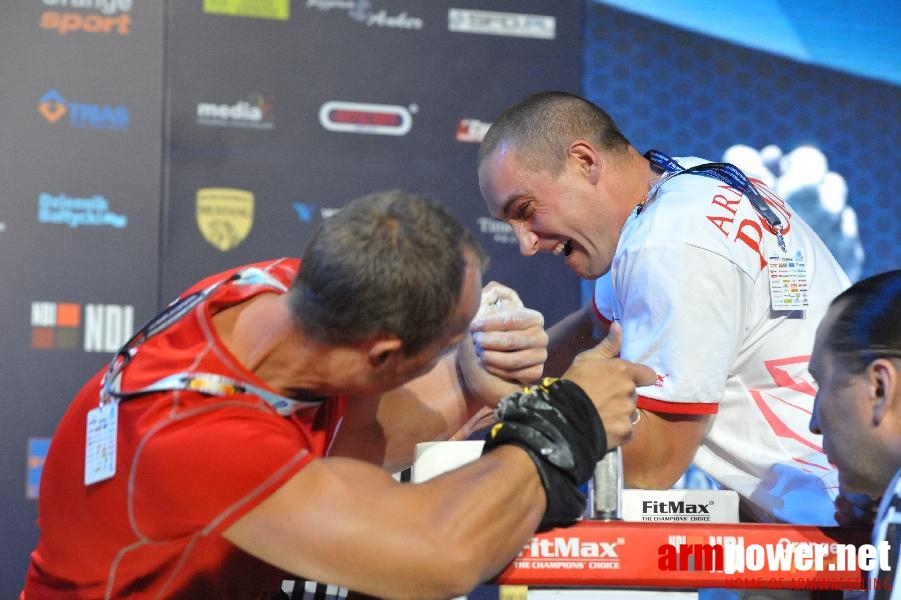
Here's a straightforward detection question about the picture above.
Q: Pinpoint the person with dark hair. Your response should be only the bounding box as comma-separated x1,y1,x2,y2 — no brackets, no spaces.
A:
23,189,655,599
478,91,851,525
808,269,901,599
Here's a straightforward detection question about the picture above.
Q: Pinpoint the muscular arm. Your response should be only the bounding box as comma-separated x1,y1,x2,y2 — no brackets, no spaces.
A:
225,446,545,600
329,283,548,472
544,302,710,489
226,336,655,600
622,408,710,489
543,302,606,377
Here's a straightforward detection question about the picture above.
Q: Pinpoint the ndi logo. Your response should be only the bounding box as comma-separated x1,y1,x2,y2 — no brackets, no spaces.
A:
31,301,134,352
38,193,127,228
38,90,129,131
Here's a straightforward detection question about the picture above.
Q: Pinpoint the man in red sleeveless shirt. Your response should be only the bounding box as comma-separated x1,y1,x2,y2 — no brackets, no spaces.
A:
24,190,653,599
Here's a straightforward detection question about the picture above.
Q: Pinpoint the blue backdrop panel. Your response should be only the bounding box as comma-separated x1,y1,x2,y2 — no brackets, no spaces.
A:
583,3,900,281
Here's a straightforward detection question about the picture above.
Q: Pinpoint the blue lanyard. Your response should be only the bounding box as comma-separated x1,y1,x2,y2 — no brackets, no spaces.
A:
644,150,787,252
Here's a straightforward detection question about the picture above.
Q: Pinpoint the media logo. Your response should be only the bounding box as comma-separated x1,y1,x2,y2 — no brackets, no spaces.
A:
38,192,128,229
40,0,133,36
38,90,129,131
448,8,556,40
27,438,51,500
31,301,134,352
319,101,414,136
305,0,423,30
204,0,290,21
196,94,275,129
196,188,254,251
456,118,491,143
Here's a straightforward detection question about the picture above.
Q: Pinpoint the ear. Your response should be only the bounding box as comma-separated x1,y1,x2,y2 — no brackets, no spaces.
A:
568,141,600,185
868,358,898,425
366,337,404,369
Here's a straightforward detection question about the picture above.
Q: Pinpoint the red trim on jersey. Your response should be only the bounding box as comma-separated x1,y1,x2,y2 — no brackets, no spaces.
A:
591,298,612,325
636,395,718,415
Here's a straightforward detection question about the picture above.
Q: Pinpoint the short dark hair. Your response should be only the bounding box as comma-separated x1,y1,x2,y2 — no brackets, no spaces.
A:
478,91,632,175
824,269,901,372
289,190,488,356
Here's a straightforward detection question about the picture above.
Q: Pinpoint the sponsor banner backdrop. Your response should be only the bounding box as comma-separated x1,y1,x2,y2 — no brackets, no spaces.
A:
0,1,165,594
162,0,584,325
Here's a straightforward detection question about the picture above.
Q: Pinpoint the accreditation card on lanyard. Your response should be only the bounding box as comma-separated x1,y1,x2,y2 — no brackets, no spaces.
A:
644,149,809,312
85,403,118,485
84,264,306,486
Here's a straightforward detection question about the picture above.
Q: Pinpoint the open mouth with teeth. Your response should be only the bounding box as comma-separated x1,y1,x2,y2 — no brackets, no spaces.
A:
552,240,573,256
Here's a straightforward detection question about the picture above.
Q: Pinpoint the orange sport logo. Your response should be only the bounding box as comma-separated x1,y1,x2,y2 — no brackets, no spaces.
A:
40,0,133,36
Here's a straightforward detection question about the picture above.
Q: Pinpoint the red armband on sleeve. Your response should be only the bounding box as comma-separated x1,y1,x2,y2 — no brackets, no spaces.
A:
636,395,718,415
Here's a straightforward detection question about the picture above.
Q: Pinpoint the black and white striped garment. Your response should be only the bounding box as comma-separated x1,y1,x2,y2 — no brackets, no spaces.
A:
276,579,349,600
870,469,901,600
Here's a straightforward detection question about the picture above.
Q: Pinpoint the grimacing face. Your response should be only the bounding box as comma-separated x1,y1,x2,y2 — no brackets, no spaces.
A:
477,144,620,280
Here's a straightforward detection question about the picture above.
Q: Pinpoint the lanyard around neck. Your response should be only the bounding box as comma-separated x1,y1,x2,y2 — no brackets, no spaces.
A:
98,264,320,417
644,149,787,252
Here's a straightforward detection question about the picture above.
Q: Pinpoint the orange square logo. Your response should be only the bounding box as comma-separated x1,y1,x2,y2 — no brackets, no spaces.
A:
56,303,80,327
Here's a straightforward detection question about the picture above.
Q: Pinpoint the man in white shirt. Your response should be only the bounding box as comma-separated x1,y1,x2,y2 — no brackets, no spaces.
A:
478,91,851,524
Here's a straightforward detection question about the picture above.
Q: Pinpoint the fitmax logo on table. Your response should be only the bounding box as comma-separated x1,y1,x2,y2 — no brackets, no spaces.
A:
40,0,133,36
38,90,129,131
31,301,134,352
38,192,128,229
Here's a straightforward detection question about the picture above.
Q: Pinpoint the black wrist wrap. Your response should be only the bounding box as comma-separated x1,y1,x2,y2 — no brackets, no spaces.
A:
481,378,608,532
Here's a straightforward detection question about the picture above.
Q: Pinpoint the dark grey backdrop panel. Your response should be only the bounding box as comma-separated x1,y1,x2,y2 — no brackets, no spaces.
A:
0,3,165,595
583,3,901,281
162,0,584,326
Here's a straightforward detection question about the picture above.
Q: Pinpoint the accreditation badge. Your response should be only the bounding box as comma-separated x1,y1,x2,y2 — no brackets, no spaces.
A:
768,248,809,311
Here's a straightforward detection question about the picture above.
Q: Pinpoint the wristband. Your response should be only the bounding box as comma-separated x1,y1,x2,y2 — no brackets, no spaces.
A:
482,378,607,531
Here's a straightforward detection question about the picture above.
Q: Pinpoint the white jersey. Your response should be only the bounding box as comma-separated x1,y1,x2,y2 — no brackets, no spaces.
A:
594,156,850,524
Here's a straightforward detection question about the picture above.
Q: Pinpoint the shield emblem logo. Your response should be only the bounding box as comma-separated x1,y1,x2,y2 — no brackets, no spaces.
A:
196,188,254,251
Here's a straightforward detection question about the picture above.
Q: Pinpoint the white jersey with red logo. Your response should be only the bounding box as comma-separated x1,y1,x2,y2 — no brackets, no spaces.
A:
594,156,850,525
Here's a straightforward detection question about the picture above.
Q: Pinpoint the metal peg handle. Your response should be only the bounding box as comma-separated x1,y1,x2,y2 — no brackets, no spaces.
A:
590,448,623,520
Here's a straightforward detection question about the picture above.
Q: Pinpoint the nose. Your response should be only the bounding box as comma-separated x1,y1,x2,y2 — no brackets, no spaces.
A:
809,394,821,434
514,222,539,257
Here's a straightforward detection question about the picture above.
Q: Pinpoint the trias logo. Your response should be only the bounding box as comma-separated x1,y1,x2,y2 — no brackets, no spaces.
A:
40,0,133,36
31,301,134,352
196,94,274,130
38,90,129,131
319,101,414,136
456,118,491,143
